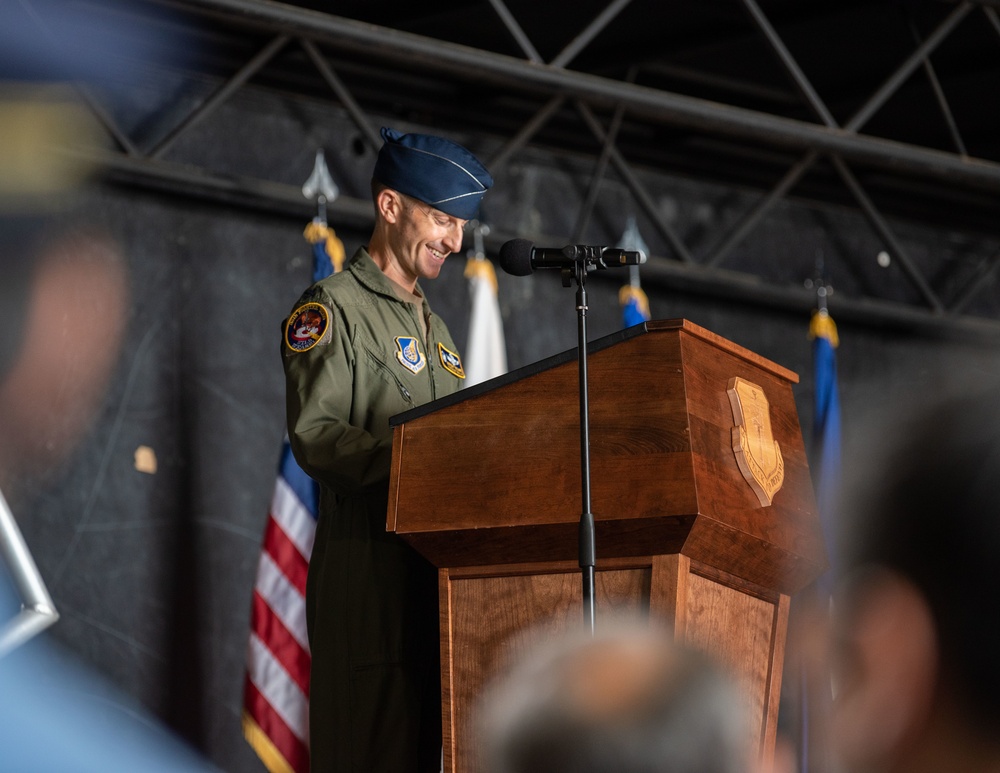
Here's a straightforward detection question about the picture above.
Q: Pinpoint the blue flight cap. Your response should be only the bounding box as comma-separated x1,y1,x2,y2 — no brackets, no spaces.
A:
373,127,493,220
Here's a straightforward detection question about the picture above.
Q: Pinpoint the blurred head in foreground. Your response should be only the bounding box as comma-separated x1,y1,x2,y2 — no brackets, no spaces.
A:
831,389,1000,773
0,1,129,498
478,621,753,773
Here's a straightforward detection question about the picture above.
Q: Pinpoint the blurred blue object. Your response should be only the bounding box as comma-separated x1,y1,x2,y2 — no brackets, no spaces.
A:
0,583,220,772
0,0,190,83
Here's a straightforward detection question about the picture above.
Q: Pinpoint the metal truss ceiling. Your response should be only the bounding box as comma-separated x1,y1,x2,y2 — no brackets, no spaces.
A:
48,0,1000,337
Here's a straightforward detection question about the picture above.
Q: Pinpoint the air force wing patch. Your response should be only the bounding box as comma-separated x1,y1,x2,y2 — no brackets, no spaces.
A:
438,343,465,379
394,336,426,374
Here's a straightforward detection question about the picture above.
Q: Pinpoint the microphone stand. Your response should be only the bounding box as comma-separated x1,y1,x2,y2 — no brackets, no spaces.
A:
563,258,596,635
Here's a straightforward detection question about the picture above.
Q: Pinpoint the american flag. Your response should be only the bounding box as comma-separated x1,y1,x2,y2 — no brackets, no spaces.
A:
242,221,342,773
242,442,315,773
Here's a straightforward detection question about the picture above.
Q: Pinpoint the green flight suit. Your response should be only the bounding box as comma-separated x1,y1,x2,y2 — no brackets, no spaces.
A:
282,247,465,772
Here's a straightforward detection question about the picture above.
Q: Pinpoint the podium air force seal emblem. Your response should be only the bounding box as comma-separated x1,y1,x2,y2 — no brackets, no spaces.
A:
727,377,784,507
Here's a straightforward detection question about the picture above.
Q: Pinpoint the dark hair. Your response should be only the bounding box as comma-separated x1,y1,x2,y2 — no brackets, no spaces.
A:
841,390,1000,728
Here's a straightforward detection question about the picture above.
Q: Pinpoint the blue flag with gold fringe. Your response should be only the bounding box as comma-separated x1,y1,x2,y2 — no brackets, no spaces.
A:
620,285,651,328
617,216,651,328
795,306,842,773
809,307,841,590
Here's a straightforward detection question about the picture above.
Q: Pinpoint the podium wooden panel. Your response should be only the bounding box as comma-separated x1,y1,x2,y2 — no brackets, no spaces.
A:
387,319,826,773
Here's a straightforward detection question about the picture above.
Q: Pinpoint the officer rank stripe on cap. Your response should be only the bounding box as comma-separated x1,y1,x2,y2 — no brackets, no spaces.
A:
373,127,493,221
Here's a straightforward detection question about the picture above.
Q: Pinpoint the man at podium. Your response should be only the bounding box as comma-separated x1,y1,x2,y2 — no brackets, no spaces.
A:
282,127,492,772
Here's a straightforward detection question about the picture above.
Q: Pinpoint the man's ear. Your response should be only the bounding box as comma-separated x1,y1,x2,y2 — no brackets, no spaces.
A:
831,571,938,771
377,188,403,224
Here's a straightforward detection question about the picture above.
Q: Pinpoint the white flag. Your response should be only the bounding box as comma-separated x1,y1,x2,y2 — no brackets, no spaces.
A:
464,257,507,386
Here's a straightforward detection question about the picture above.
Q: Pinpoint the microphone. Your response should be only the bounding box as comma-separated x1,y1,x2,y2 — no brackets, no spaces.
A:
498,238,645,276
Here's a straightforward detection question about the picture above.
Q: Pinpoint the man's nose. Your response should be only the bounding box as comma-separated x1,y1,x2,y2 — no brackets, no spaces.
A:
442,226,463,253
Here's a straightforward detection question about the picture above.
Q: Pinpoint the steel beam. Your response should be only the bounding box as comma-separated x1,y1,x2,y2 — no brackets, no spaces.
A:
300,38,382,153
84,147,1000,340
549,0,634,69
149,33,291,159
738,0,947,310
162,0,1000,193
575,101,694,262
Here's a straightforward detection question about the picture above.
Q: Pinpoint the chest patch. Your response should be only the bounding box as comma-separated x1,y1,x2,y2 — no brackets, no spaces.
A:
285,302,332,353
438,343,465,379
394,336,426,374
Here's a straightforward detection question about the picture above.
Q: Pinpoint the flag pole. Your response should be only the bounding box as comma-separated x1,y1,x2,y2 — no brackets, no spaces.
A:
797,251,840,773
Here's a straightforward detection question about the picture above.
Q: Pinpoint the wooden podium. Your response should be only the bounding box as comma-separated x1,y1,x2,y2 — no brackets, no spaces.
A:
387,319,826,773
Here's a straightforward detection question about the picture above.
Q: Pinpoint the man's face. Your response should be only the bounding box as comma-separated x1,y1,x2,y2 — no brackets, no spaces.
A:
390,195,467,283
